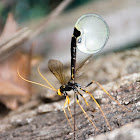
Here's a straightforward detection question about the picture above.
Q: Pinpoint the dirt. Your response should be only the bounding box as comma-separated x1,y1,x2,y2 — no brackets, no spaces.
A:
0,47,139,140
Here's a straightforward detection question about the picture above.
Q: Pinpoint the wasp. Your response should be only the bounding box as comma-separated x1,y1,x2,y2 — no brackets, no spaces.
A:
18,14,130,133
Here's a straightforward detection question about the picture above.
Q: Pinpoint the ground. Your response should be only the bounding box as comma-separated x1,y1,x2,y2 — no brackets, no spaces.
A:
0,47,140,140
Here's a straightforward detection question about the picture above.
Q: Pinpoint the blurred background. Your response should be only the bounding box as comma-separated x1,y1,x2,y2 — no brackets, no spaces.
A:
0,0,140,60
0,0,139,115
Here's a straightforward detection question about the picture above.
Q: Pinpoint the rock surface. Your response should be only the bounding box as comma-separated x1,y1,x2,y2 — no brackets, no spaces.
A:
0,47,139,140
88,120,140,140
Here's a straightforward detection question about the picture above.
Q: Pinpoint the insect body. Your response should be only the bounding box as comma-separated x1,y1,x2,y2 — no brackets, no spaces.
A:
18,14,130,133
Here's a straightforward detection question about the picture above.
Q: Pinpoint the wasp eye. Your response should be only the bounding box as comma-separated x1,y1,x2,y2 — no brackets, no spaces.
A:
75,14,109,54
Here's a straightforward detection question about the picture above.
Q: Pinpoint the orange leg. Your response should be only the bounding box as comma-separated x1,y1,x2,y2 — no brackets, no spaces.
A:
76,94,99,131
67,96,79,131
77,92,95,112
86,81,130,112
79,88,111,131
63,96,74,131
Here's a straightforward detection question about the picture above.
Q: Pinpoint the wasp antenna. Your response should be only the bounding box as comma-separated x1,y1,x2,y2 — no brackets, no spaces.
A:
93,81,131,112
38,66,57,92
80,88,111,131
17,68,55,91
63,96,74,131
67,96,79,131
76,99,99,131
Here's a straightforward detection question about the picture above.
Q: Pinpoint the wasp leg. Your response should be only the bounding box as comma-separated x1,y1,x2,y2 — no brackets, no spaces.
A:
66,96,79,131
63,96,74,131
76,93,98,131
77,92,95,112
86,81,130,112
79,88,111,131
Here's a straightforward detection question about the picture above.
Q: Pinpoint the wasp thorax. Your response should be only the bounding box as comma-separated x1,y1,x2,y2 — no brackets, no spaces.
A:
60,82,74,94
60,85,66,93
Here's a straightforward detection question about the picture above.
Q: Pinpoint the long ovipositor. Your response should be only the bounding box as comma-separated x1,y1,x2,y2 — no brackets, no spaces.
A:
17,14,131,139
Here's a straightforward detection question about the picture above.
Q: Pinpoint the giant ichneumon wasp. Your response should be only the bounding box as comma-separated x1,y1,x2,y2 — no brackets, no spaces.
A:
18,14,130,133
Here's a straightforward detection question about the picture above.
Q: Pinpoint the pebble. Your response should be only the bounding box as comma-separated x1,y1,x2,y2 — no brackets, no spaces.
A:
136,101,140,112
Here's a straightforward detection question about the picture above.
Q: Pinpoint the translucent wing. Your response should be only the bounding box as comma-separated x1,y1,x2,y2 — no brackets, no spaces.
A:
48,59,69,85
75,55,92,77
48,56,92,84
